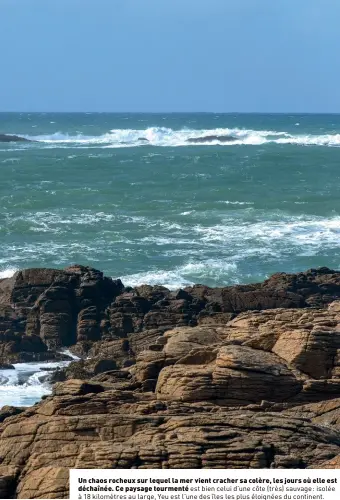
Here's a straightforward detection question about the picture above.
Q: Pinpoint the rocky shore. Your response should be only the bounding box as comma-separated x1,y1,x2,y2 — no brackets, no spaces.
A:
1,265,340,498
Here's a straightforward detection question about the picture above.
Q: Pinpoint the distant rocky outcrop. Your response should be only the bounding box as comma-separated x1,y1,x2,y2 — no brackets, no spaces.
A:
187,134,236,143
1,266,340,497
0,134,33,143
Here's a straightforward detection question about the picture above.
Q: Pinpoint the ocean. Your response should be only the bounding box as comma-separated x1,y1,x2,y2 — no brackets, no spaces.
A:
1,112,340,406
1,112,340,289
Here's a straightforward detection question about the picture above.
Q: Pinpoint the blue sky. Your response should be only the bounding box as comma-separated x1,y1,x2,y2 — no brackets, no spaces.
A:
0,0,339,112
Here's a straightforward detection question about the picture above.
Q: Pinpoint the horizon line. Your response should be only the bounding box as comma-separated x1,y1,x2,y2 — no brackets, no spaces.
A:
1,111,340,115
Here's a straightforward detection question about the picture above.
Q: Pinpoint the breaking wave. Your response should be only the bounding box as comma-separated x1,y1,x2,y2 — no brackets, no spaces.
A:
121,260,238,289
0,359,73,407
19,127,340,148
2,213,340,289
0,350,80,407
0,268,18,279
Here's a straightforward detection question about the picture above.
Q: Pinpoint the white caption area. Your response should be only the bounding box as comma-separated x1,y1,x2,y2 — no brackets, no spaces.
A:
70,470,339,500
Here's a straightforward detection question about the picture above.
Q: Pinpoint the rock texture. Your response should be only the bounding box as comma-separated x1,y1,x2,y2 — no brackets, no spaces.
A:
1,265,340,366
2,266,340,498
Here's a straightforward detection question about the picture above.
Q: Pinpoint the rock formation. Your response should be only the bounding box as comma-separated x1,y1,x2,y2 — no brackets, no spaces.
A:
186,135,236,143
1,265,340,366
0,134,33,143
1,266,340,498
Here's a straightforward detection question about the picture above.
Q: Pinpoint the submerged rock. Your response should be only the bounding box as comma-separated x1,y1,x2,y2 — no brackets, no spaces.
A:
0,363,14,370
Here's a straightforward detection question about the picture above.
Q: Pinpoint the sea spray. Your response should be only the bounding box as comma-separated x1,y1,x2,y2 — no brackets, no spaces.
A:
0,357,75,407
18,126,340,148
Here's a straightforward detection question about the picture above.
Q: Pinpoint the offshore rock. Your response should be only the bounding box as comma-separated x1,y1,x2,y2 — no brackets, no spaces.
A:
186,134,236,143
0,134,33,143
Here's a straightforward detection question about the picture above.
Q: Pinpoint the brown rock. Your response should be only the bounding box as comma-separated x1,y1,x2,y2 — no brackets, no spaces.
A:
2,267,340,498
156,345,301,404
0,393,340,498
0,406,24,423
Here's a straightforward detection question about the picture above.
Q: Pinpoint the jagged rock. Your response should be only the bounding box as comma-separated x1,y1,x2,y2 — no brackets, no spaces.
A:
0,333,50,365
186,266,340,312
2,266,340,366
0,266,124,362
184,283,304,313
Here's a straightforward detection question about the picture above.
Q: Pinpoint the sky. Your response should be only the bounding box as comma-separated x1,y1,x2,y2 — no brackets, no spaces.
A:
0,0,339,112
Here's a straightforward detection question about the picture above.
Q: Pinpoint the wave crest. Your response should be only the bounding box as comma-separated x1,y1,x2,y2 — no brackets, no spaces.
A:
20,127,340,148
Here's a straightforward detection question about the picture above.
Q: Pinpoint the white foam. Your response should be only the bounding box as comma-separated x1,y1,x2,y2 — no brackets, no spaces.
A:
192,215,340,252
60,349,81,360
217,201,254,205
0,359,72,407
0,384,51,407
18,127,340,148
120,260,238,290
0,268,17,279
3,211,149,236
1,158,20,164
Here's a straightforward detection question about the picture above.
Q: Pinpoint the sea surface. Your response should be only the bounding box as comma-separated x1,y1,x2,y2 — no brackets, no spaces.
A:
1,112,340,407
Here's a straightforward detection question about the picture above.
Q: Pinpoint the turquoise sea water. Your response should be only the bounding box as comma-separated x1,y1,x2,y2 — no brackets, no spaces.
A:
1,112,340,288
